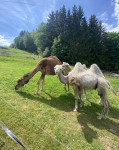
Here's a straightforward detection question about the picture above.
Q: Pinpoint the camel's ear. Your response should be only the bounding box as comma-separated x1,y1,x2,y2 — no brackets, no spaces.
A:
63,62,69,66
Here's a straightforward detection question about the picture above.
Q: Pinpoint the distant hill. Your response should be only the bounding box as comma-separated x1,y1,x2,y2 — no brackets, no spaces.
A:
0,47,40,60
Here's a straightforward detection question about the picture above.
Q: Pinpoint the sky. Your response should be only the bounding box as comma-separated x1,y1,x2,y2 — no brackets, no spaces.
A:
0,0,119,46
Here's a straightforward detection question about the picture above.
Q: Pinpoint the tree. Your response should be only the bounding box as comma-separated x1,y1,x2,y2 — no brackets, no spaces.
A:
33,23,47,55
105,32,119,71
88,15,106,67
11,5,119,71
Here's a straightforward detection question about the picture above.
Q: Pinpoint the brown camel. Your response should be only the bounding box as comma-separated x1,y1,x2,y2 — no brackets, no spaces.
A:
15,56,62,94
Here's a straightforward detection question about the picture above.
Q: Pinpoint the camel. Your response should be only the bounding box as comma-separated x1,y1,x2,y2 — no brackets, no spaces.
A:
54,63,116,119
15,56,62,94
58,62,72,93
54,62,88,106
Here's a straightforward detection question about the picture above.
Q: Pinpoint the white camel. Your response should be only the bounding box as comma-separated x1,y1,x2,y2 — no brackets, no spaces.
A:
55,62,88,106
62,62,72,93
60,62,87,95
54,63,116,119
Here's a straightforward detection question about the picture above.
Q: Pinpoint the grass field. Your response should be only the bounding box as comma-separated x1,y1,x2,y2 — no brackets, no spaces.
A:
0,47,119,150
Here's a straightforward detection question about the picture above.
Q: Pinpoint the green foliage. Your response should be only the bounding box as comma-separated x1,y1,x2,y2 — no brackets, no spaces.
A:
11,5,119,71
105,32,119,71
12,31,37,54
51,36,63,60
43,47,50,57
32,23,48,55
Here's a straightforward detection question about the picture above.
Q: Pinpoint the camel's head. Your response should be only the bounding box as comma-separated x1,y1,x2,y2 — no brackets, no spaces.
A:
68,76,76,85
62,62,69,67
62,62,71,70
54,65,63,75
54,62,71,75
15,74,29,90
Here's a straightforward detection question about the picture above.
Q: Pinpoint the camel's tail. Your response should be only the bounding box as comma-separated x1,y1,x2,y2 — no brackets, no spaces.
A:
106,80,117,95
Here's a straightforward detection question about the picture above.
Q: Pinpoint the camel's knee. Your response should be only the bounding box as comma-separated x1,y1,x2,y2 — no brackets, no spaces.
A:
37,80,40,85
104,99,110,108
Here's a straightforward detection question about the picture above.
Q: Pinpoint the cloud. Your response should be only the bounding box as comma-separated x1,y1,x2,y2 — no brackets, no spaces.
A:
102,23,113,31
98,11,108,21
42,0,56,22
102,22,119,32
0,35,14,46
101,2,119,32
113,2,119,25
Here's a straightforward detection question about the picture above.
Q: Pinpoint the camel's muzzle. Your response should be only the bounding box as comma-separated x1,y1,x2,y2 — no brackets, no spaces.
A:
54,68,61,74
15,84,22,90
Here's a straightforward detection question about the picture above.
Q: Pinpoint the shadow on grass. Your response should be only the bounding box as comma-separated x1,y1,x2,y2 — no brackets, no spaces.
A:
77,102,119,143
16,91,75,112
16,90,119,143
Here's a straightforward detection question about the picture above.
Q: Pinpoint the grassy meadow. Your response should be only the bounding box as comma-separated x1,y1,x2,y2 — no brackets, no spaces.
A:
0,47,119,150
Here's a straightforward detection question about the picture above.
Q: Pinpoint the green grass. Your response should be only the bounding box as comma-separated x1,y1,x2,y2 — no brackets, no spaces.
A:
0,47,119,150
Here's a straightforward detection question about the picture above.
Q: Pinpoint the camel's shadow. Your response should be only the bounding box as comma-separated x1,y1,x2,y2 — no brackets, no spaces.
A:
17,90,119,120
16,90,75,112
77,102,119,143
17,90,119,143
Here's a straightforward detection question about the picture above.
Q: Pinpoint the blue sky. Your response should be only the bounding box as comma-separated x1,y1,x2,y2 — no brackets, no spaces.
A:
0,0,119,46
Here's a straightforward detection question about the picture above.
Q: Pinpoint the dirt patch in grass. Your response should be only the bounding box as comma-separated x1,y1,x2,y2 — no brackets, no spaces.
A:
99,136,113,150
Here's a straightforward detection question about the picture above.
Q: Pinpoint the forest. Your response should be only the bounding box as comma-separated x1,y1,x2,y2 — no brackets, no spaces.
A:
10,5,119,71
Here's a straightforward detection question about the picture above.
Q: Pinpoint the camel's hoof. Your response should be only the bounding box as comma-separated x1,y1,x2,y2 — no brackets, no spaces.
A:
97,116,102,120
73,108,77,112
39,89,43,92
102,116,107,119
34,91,38,95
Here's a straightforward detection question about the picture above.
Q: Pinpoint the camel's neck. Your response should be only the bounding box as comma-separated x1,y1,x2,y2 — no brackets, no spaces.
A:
24,67,39,82
57,72,68,84
28,67,39,79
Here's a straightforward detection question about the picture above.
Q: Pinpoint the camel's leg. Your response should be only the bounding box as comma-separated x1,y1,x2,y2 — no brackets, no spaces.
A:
84,90,87,100
103,99,110,119
97,82,109,119
34,74,45,95
64,84,67,92
83,90,91,106
79,90,83,107
98,98,110,120
98,105,105,120
73,86,79,111
67,84,69,94
40,75,45,91
97,94,106,120
64,84,69,94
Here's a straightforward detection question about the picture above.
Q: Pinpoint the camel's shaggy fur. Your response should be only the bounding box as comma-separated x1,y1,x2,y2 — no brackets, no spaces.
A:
62,62,72,75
